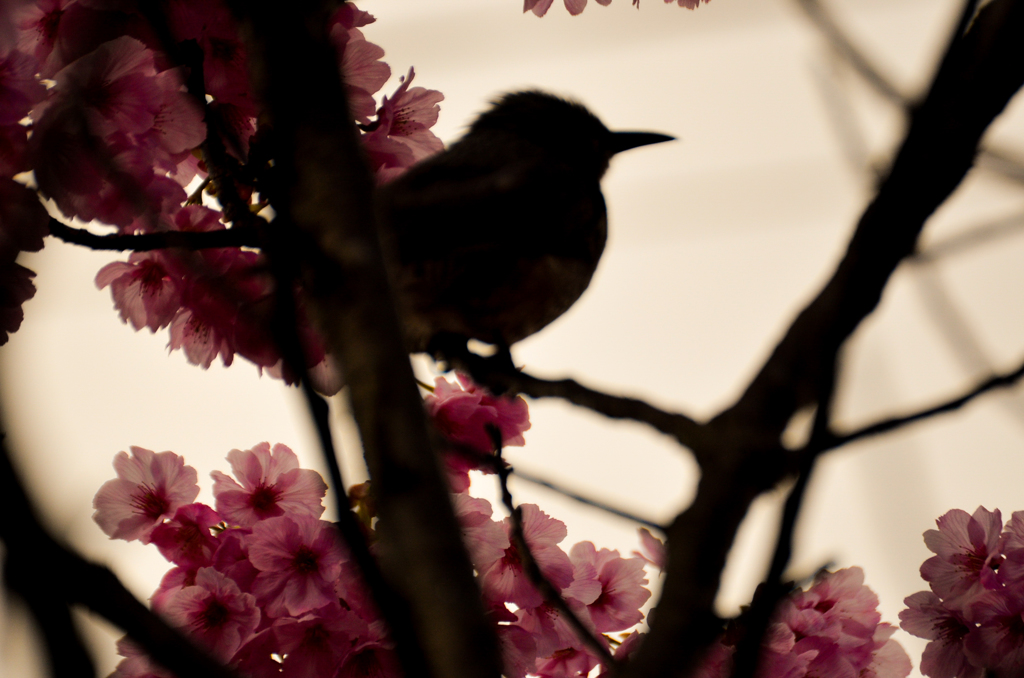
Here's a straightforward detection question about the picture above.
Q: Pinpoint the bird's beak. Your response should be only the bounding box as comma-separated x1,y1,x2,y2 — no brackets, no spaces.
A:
608,131,676,155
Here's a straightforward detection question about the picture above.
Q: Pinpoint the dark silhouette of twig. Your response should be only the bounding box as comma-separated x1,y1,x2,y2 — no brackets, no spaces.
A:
511,467,665,531
437,348,709,461
48,217,259,251
490,428,618,672
823,352,1024,451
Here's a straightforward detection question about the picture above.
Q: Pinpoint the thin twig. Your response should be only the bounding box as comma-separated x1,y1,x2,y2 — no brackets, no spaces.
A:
48,217,260,251
511,467,665,531
490,428,619,672
439,348,709,461
824,354,1024,451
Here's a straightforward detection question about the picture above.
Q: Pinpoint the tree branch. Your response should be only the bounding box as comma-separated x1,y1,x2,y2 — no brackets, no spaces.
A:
231,3,502,678
441,347,710,461
824,354,1024,450
624,2,1024,676
48,217,260,251
0,428,240,678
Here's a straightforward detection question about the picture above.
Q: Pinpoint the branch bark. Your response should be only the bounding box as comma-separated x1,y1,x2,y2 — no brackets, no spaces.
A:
624,1,1024,676
231,3,502,678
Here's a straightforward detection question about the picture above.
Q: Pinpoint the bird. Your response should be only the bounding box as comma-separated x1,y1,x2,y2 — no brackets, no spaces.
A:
375,90,674,355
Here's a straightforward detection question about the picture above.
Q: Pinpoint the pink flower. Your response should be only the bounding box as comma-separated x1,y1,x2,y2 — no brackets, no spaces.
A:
963,587,1024,676
568,542,650,633
211,528,259,593
700,568,909,678
0,49,45,125
452,492,510,573
336,622,402,678
248,514,345,617
110,637,174,678
211,442,327,528
96,252,182,332
162,566,260,661
633,527,667,571
515,600,603,666
93,446,199,543
481,504,574,609
524,0,591,17
164,0,254,115
425,372,531,454
272,603,365,678
362,68,444,179
328,5,390,126
150,503,222,569
921,507,1004,607
900,591,981,678
30,36,194,227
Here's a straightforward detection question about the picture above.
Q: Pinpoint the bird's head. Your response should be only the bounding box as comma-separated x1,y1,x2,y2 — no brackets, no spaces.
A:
471,91,674,177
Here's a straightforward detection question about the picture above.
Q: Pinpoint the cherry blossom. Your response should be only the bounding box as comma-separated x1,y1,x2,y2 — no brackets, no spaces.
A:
481,504,575,609
248,514,345,617
93,446,199,543
698,568,910,678
162,566,260,661
921,506,1004,607
149,503,222,569
568,542,651,633
96,252,182,332
425,372,531,453
211,442,327,528
900,591,981,678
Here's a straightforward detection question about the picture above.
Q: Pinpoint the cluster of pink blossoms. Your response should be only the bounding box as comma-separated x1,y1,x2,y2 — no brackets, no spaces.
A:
0,0,443,387
900,506,1024,678
93,374,656,678
693,568,911,678
523,0,710,18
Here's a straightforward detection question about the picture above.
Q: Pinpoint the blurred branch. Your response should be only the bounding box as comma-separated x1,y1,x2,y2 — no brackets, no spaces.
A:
231,3,501,678
794,0,909,106
796,0,1024,185
910,209,1024,262
0,428,239,678
48,217,260,251
626,1,1024,676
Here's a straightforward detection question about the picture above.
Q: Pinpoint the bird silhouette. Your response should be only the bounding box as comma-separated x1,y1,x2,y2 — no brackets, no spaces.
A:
376,91,673,355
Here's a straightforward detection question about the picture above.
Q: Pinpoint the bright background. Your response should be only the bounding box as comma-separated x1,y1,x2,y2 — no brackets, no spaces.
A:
5,0,1024,675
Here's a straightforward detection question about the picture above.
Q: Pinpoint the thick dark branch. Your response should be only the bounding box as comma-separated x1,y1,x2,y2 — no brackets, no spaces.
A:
233,3,501,678
825,354,1024,450
0,430,239,678
48,218,260,251
626,3,1024,677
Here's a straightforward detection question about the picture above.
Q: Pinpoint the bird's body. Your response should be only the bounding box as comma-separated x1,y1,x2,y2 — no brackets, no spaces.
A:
376,91,672,353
